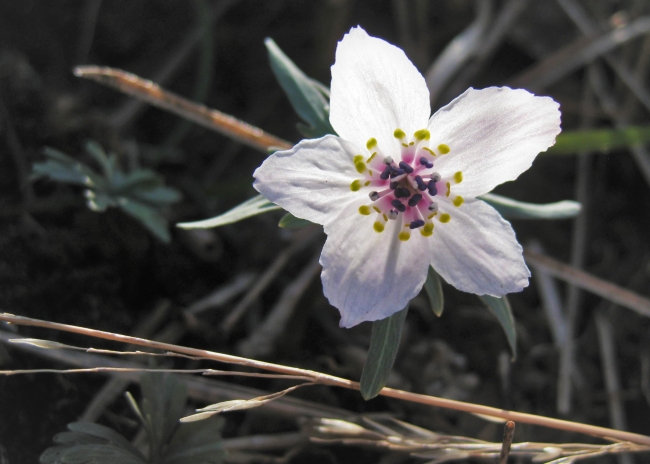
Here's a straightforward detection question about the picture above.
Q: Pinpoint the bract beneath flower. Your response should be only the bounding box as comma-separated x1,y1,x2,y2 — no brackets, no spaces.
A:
253,26,561,328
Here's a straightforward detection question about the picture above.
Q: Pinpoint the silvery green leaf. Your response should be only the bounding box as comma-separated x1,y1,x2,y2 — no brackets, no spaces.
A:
423,266,444,317
479,193,581,220
265,38,335,137
278,212,315,229
360,306,408,400
177,194,281,229
548,125,650,155
479,295,516,359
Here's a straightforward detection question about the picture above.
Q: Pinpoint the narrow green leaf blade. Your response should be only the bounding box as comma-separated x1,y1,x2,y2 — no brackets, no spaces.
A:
547,125,650,155
424,267,444,317
177,194,281,229
360,306,408,400
265,38,335,137
479,193,581,220
278,213,315,229
479,295,516,359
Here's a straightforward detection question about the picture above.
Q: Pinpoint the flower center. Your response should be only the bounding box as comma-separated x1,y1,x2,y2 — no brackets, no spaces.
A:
350,128,464,241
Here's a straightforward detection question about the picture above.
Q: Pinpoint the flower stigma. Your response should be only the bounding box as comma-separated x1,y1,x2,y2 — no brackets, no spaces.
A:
354,129,463,240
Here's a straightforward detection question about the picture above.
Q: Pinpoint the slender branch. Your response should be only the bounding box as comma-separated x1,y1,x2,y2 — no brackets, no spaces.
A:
3,313,650,446
524,249,650,318
73,66,292,153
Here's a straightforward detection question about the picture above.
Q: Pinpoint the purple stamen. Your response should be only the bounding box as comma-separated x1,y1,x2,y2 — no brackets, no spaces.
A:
409,219,426,229
389,181,399,190
380,166,391,180
427,180,438,196
399,161,414,173
408,193,422,207
419,157,433,168
390,168,405,178
414,175,427,191
394,187,411,198
388,210,399,220
391,199,406,212
369,191,380,201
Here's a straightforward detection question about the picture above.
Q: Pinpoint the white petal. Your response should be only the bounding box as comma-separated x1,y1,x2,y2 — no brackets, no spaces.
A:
428,87,561,197
253,135,363,227
431,199,530,296
330,27,430,156
320,202,430,328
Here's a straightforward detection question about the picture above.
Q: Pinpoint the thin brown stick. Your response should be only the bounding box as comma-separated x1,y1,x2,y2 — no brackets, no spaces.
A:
3,313,650,446
73,66,292,153
498,421,515,464
523,249,650,318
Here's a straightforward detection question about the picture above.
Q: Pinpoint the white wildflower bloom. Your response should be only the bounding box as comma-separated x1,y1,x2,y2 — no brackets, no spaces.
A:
254,27,561,328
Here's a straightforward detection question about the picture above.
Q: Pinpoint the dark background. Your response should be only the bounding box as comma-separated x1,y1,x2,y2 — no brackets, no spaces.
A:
1,1,650,463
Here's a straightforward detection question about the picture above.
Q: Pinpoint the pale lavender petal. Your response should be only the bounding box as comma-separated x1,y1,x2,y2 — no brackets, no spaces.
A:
431,199,530,296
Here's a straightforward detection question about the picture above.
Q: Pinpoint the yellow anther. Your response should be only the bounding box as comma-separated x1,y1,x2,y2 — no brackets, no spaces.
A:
350,180,362,191
454,171,463,183
439,213,451,223
453,196,464,207
409,141,414,146
353,155,366,173
422,147,436,156
427,212,437,219
364,181,370,186
367,152,377,163
374,222,385,233
368,170,373,177
366,138,378,150
394,128,406,139
383,213,388,221
398,231,411,241
402,143,409,147
358,205,371,215
421,222,434,237
438,144,450,154
373,206,381,213
446,182,451,197
414,129,430,141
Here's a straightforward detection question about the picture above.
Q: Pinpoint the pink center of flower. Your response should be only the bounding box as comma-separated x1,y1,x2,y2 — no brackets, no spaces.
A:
351,128,464,241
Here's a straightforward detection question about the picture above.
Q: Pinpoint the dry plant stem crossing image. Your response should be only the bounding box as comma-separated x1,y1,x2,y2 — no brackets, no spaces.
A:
2,1,650,464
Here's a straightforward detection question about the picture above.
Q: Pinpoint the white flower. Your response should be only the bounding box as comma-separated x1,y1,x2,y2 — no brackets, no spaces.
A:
253,27,561,328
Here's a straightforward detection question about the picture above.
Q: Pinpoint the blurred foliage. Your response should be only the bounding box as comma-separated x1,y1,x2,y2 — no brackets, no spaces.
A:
40,373,225,464
32,141,181,243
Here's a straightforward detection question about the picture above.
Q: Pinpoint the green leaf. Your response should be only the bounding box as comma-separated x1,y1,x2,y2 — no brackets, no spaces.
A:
117,197,171,243
66,423,144,459
479,193,581,220
265,38,335,137
547,125,650,155
360,306,408,400
479,295,516,359
177,194,281,229
164,416,225,464
278,213,315,229
423,267,444,317
33,147,106,189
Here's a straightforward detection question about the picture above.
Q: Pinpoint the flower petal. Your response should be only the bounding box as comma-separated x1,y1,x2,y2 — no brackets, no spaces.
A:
431,199,530,296
428,87,561,197
330,26,430,156
253,135,362,227
320,202,430,328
